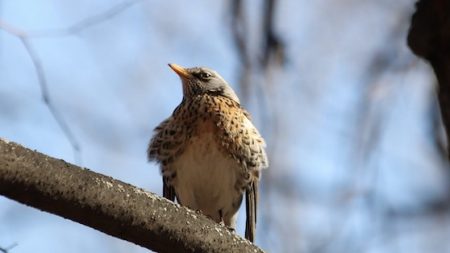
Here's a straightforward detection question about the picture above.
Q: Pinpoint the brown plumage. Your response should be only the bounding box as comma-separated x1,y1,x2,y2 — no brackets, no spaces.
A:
147,63,268,242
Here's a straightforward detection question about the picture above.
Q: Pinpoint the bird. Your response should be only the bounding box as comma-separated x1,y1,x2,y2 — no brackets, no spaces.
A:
147,63,268,242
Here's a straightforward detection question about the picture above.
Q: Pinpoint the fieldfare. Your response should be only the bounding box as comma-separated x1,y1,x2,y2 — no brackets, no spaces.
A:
147,63,268,242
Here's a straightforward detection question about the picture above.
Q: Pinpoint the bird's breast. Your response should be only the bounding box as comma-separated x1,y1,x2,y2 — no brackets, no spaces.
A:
170,123,241,217
195,119,216,134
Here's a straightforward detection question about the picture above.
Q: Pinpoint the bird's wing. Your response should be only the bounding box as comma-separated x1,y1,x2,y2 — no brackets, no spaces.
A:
245,180,258,242
212,97,269,171
147,118,171,162
148,116,186,203
147,114,189,165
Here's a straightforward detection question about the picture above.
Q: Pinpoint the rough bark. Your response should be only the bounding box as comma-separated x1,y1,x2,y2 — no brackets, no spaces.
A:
408,0,450,158
0,138,264,253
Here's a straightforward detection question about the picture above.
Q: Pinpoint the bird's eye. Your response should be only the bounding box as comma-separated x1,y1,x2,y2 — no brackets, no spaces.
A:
197,72,212,79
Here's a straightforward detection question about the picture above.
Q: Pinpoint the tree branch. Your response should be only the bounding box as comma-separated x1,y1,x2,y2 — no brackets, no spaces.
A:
0,243,17,253
0,138,264,253
408,0,450,159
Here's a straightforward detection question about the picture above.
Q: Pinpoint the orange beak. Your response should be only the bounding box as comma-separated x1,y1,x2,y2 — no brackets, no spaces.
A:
168,63,191,79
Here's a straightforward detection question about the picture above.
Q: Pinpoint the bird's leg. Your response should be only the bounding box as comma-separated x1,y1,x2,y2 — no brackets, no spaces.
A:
219,209,225,226
227,227,236,233
218,209,235,233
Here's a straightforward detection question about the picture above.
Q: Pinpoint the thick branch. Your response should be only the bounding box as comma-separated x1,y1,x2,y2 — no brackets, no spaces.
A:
0,139,264,253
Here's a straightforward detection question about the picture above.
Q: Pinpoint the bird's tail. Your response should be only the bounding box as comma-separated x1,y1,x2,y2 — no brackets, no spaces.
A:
245,181,258,242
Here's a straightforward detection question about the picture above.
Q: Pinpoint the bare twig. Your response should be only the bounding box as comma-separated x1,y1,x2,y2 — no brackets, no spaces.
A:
28,0,143,37
0,21,82,164
0,0,144,164
261,0,285,68
22,38,82,162
0,243,18,253
230,0,252,102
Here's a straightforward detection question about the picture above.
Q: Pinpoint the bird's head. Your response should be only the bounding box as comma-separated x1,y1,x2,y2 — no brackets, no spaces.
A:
168,63,240,103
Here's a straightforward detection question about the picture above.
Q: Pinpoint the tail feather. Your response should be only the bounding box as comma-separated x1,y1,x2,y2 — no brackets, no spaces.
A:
245,181,258,242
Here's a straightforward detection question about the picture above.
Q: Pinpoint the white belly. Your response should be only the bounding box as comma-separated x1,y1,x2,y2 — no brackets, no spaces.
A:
171,132,241,225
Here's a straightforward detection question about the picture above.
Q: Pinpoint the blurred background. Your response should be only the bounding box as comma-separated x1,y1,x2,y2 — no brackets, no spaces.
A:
1,0,450,252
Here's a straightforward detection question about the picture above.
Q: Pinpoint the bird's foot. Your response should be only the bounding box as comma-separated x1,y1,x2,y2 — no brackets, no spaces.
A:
227,227,236,233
